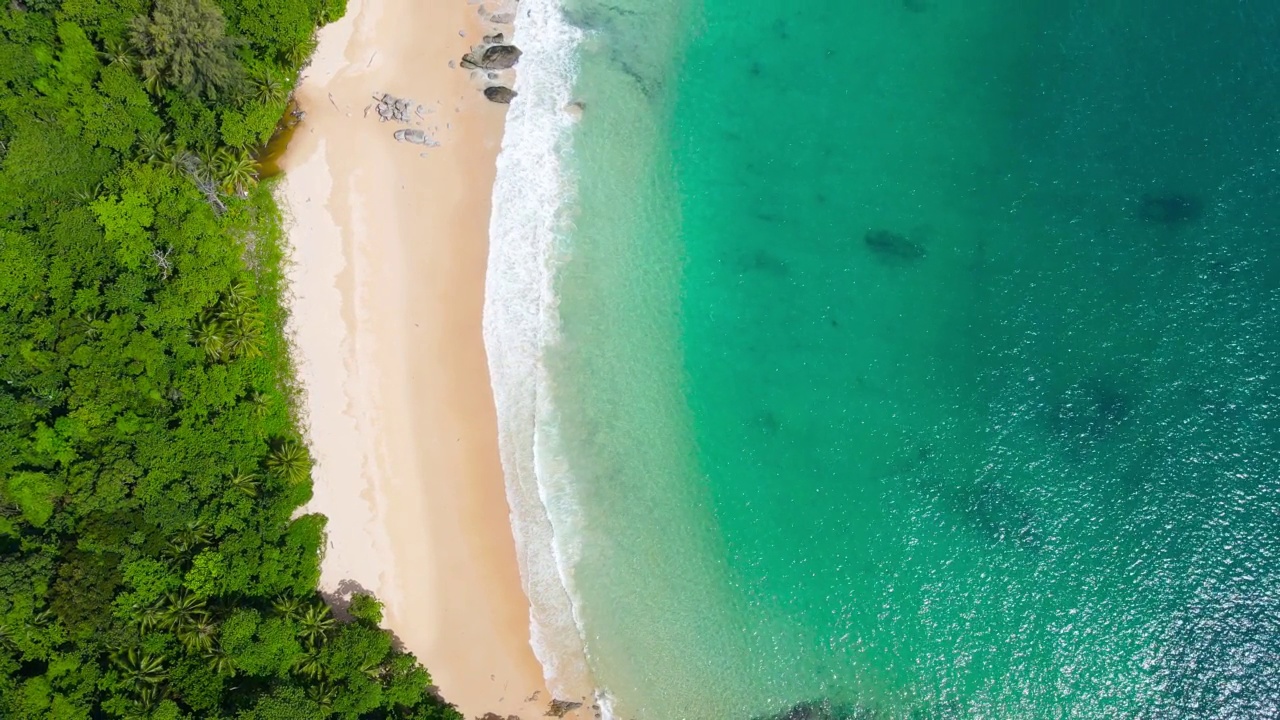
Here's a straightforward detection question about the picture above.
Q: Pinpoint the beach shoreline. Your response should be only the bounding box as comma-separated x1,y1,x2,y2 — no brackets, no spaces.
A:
275,0,572,716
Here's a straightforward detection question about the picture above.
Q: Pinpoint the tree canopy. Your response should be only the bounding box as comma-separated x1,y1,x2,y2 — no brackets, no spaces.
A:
129,0,242,100
0,0,461,718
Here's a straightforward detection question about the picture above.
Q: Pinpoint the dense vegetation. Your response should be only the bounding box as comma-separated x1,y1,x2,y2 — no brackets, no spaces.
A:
0,1,461,717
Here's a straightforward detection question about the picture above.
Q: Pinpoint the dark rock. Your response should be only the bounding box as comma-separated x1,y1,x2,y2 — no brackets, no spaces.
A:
1136,192,1204,225
545,699,582,717
484,86,518,104
480,44,523,69
483,32,506,45
864,229,926,262
459,54,481,70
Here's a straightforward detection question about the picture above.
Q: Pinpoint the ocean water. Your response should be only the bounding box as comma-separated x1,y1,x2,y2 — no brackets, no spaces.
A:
486,1,1280,718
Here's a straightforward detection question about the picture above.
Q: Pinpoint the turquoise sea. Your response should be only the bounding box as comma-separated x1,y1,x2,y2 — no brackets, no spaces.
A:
486,1,1280,718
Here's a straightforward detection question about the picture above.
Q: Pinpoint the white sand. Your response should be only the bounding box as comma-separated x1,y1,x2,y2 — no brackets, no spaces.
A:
277,0,580,716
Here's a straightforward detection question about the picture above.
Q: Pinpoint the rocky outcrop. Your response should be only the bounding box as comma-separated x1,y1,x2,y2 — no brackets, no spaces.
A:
544,699,582,718
455,3,517,104
482,44,522,69
461,44,523,70
484,86,518,104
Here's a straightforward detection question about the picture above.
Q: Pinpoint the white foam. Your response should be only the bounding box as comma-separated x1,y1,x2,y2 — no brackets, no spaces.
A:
482,0,604,710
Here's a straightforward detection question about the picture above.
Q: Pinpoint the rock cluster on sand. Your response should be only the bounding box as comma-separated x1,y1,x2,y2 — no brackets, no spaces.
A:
371,92,422,123
457,18,521,104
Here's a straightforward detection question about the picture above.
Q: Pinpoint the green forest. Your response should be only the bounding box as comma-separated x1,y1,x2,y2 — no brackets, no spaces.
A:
0,0,462,717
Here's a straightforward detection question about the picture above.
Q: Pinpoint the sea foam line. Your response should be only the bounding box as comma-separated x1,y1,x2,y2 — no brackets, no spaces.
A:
482,0,605,712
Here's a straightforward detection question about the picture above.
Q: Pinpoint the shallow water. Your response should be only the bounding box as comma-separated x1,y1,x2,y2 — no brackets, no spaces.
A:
501,0,1280,717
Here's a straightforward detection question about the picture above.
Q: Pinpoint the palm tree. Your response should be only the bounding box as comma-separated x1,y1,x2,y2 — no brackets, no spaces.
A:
272,593,305,621
136,131,175,167
134,684,163,712
71,180,106,203
162,147,190,178
67,311,101,339
159,591,207,631
266,440,310,485
134,602,166,634
99,38,135,70
229,471,259,498
215,147,258,196
304,680,337,711
140,62,165,96
225,280,254,308
221,309,265,359
193,313,226,361
112,648,168,691
358,655,383,680
292,645,324,679
248,67,287,106
297,604,336,646
204,646,235,677
282,35,318,70
0,623,15,651
170,518,213,555
176,614,218,653
249,390,271,418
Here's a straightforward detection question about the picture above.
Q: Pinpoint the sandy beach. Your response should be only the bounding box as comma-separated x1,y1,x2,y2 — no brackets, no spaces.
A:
276,0,566,716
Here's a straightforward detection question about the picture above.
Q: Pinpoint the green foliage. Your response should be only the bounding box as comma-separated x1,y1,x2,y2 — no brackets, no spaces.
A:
4,472,61,527
267,440,311,485
92,189,155,270
130,0,244,100
347,593,383,626
0,2,462,718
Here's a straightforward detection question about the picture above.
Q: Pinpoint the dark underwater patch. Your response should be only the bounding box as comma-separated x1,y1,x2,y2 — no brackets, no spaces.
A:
1135,192,1205,225
865,229,927,263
